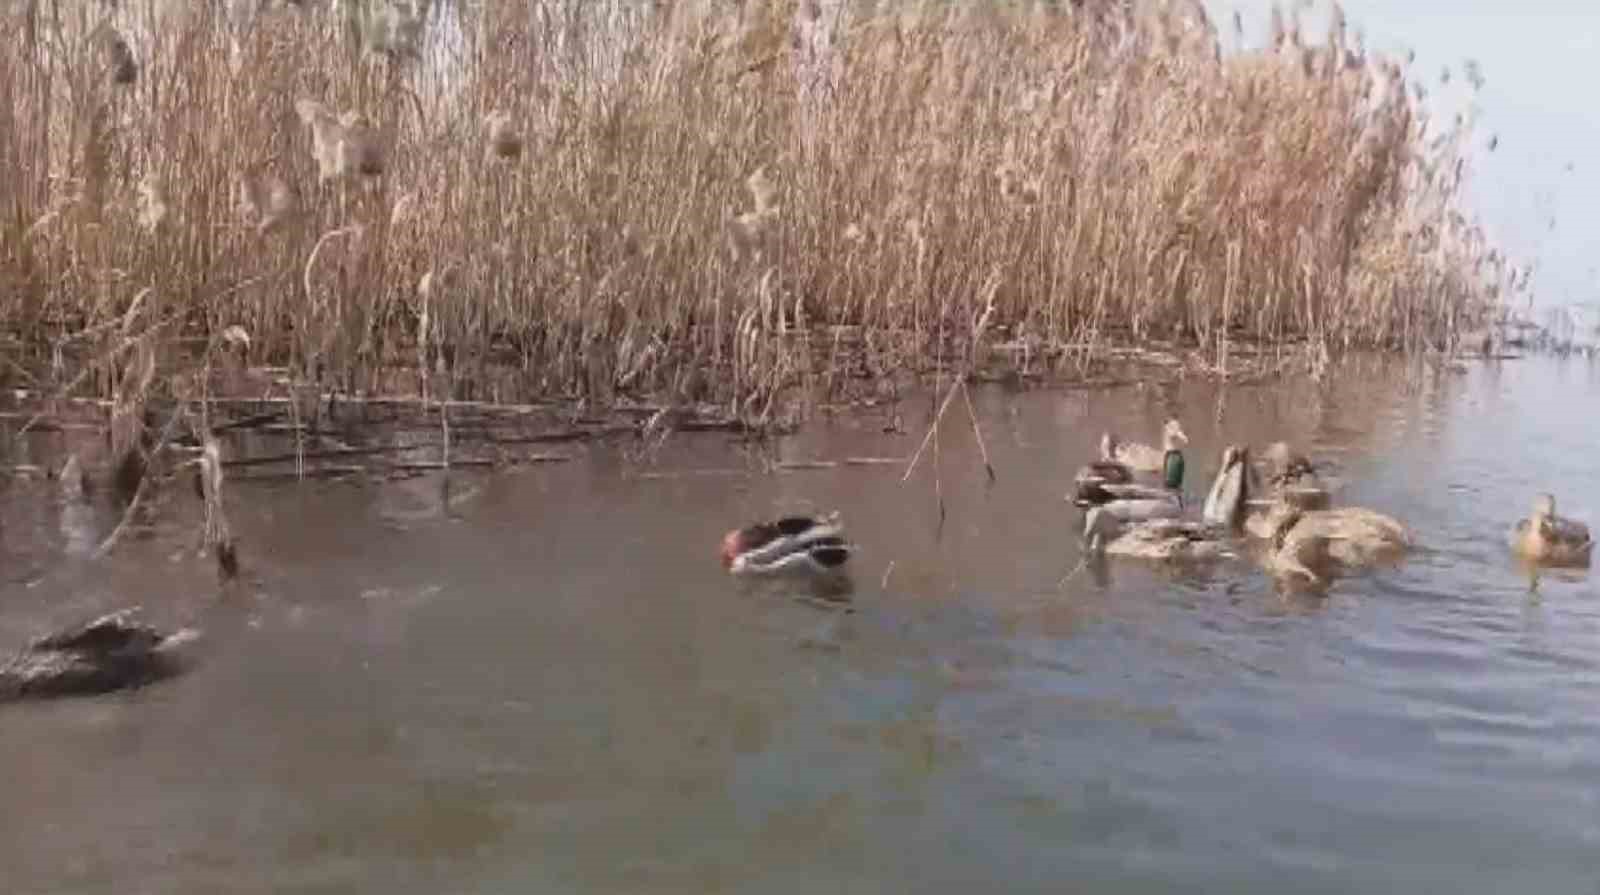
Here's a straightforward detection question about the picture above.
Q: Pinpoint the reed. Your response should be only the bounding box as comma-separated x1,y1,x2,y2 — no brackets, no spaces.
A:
0,0,1513,421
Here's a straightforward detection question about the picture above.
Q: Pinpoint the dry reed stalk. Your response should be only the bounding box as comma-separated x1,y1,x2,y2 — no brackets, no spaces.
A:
0,0,1514,419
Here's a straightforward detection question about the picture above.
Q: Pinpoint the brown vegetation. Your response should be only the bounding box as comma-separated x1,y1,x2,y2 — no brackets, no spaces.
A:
0,0,1515,424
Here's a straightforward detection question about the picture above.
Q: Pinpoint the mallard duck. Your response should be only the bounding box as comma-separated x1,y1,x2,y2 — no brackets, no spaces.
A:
1251,441,1331,508
1200,444,1251,529
1261,504,1412,586
1073,432,1135,488
721,514,855,579
1509,493,1593,567
1192,443,1331,540
1073,427,1191,517
1110,419,1188,477
0,609,200,704
1258,441,1317,486
1080,447,1249,562
1082,508,1235,562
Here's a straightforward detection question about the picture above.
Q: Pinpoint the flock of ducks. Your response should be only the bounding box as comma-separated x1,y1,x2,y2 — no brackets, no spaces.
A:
718,418,1594,593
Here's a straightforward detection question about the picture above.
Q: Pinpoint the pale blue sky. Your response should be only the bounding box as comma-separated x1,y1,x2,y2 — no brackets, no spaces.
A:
1214,1,1600,320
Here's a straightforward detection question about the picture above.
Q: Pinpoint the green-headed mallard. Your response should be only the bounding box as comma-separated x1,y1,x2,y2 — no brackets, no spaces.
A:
1509,493,1593,567
1073,425,1189,515
1081,446,1250,562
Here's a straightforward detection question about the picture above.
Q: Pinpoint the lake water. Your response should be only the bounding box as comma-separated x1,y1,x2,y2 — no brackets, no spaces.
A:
2,355,1599,894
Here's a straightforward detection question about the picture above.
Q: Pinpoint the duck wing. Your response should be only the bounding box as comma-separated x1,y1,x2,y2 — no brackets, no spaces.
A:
1548,516,1594,548
774,516,822,536
808,537,854,568
1098,498,1182,522
30,610,161,656
1074,481,1170,507
1074,461,1133,485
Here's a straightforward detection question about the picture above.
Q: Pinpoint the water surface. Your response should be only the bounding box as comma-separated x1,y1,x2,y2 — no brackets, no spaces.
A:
2,356,1599,894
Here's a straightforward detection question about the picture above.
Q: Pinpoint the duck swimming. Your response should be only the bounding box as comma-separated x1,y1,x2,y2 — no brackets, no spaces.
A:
1082,508,1235,562
1509,493,1593,568
1197,443,1328,539
1073,424,1190,518
1081,446,1251,562
1198,449,1411,586
1258,441,1319,489
1073,432,1135,489
0,609,200,704
721,513,855,579
1259,504,1413,587
1250,441,1331,516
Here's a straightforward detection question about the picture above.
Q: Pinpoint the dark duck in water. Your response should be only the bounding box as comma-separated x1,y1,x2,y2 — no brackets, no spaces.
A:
1072,423,1189,519
0,609,201,704
720,513,855,580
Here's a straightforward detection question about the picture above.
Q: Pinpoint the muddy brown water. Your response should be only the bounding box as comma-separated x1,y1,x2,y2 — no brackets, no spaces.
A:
1,356,1598,894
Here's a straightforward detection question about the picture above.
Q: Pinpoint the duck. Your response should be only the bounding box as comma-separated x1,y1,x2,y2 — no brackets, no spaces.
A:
721,513,855,579
1251,440,1331,512
1195,442,1328,539
1072,426,1191,518
1259,503,1413,587
1200,444,1252,529
1081,445,1252,562
1509,493,1593,567
1082,507,1235,562
1257,441,1318,487
1074,484,1184,523
1073,432,1135,487
0,609,201,704
1072,432,1168,509
1199,451,1411,586
1109,419,1188,476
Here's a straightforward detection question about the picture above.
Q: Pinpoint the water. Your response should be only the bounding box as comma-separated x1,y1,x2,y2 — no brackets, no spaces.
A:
2,356,1599,894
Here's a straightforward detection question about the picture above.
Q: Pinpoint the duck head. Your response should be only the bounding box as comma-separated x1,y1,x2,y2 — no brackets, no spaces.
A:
1532,493,1557,522
1160,419,1189,451
1530,493,1562,540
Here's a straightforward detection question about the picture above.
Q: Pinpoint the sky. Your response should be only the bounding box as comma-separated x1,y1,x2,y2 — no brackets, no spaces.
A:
1213,1,1600,328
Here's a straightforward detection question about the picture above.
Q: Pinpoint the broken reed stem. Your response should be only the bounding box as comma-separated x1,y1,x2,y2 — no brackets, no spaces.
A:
900,377,964,483
901,273,1001,486
959,380,996,485
441,400,451,470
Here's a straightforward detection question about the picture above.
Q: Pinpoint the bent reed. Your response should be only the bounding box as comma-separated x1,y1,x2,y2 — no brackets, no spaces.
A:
1,0,1514,421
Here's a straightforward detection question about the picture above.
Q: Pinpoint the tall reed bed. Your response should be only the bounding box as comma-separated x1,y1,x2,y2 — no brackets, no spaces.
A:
0,0,1515,415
